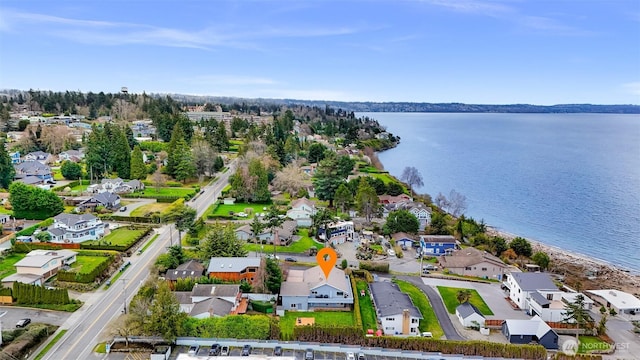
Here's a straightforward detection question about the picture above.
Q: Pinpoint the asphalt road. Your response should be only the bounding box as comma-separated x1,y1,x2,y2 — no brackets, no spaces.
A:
399,276,464,341
33,161,236,360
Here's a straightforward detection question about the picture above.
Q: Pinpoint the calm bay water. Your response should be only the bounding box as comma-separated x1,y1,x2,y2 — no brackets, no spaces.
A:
361,112,640,272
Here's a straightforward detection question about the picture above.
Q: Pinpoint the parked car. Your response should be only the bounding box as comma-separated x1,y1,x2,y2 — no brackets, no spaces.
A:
241,344,251,356
188,345,199,355
346,352,356,360
387,249,396,257
401,244,407,251
119,206,127,212
284,257,297,262
16,318,31,328
273,346,283,356
220,345,230,356
209,344,221,356
423,264,438,271
421,331,433,337
305,348,314,360
357,352,366,360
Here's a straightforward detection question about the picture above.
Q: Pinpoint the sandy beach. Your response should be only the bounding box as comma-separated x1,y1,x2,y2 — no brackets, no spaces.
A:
486,227,640,296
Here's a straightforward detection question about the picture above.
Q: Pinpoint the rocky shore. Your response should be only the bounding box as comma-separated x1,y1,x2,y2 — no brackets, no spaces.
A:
487,227,640,296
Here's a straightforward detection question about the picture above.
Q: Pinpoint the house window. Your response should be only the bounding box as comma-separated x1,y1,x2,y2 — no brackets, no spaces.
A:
385,327,393,331
547,294,553,300
248,268,256,272
291,304,296,308
465,267,472,271
481,267,487,271
337,292,343,296
385,317,394,321
411,319,418,323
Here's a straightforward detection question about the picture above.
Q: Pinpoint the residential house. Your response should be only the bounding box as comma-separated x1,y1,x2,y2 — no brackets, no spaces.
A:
207,257,261,283
48,213,105,243
165,260,205,288
438,247,507,280
369,281,422,336
280,266,354,311
528,290,594,322
88,178,144,194
300,163,317,176
58,149,84,162
503,272,558,311
320,220,356,245
77,192,121,211
391,232,418,249
1,249,77,287
174,284,243,318
9,151,20,164
14,161,54,184
24,151,52,164
286,198,317,227
586,289,640,316
378,194,412,208
455,302,485,328
419,235,457,256
234,220,298,246
501,315,559,349
406,202,432,231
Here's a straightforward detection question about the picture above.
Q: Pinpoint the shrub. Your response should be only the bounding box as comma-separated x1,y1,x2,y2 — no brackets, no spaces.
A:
359,261,390,273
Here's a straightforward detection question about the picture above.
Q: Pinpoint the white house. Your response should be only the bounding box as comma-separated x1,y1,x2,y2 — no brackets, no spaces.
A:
320,220,356,245
88,178,144,194
586,289,640,316
455,302,486,328
504,272,558,310
48,213,105,243
528,290,594,322
58,149,84,162
1,249,77,287
286,198,317,227
369,281,422,336
24,151,52,164
280,266,353,311
406,202,432,231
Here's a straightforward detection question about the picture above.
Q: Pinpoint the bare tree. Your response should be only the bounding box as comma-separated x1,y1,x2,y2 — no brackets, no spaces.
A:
40,125,76,154
272,162,308,196
448,189,467,217
153,168,165,193
192,137,216,179
435,192,449,210
400,166,424,195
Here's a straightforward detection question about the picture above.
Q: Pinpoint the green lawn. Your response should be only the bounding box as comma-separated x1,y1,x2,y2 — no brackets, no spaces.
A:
71,255,111,275
140,187,196,197
280,311,354,339
211,203,274,219
83,227,146,247
356,280,378,332
578,336,611,354
244,229,324,254
130,202,171,217
0,253,26,280
0,207,13,215
394,280,444,339
436,286,494,315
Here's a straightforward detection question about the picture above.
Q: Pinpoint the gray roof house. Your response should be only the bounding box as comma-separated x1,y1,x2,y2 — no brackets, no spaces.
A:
280,266,353,311
439,247,507,281
369,281,422,336
78,192,121,210
14,161,54,184
48,213,105,243
174,283,241,319
504,272,558,310
455,302,485,328
165,260,206,283
501,315,559,349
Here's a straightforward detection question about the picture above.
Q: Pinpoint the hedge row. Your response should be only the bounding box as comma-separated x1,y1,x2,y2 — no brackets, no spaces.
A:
13,282,70,304
141,180,185,188
52,180,90,192
15,218,55,237
99,214,163,224
359,261,390,273
250,300,274,314
349,275,364,331
121,194,184,202
13,241,79,253
57,253,115,283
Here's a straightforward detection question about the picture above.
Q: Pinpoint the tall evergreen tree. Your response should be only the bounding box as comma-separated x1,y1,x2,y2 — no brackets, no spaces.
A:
173,139,196,182
0,140,15,189
130,145,147,180
111,126,131,179
312,153,345,208
166,122,186,177
85,124,110,179
355,177,380,223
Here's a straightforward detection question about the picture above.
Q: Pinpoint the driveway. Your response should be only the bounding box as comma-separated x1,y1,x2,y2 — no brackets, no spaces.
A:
117,198,155,216
398,275,464,340
418,277,530,320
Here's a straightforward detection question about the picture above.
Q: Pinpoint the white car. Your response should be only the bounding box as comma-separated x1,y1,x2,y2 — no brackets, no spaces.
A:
346,352,355,360
266,254,280,260
237,212,248,217
387,249,396,257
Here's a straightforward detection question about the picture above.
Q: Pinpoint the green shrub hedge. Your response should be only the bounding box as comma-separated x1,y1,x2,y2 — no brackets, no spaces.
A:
80,227,152,251
15,218,55,237
359,261,390,273
57,253,115,283
121,194,184,202
13,282,70,304
250,301,274,313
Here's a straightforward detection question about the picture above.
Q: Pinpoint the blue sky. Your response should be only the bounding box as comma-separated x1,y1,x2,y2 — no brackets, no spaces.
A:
0,0,639,105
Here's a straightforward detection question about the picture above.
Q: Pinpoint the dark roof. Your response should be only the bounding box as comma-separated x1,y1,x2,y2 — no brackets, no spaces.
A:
177,260,205,272
54,213,98,226
420,235,457,243
391,232,416,242
369,282,422,318
91,192,120,205
530,291,551,306
510,272,557,291
456,302,485,319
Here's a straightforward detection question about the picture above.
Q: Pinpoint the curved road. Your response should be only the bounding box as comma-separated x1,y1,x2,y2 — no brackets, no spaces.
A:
399,275,464,341
35,161,237,360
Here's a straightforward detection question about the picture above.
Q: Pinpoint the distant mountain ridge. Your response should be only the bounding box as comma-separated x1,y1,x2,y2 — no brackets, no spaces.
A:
162,93,640,114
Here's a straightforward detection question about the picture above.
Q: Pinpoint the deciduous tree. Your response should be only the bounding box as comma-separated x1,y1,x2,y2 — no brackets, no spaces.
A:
510,237,533,257
272,163,307,196
334,183,353,214
61,160,82,180
400,166,424,195
532,251,551,270
355,177,380,223
383,210,419,235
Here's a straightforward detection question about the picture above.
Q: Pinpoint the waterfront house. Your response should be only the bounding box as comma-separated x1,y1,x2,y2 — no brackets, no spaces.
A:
280,266,353,311
438,247,507,280
419,235,457,256
528,290,594,322
586,289,640,316
369,281,422,336
503,272,558,310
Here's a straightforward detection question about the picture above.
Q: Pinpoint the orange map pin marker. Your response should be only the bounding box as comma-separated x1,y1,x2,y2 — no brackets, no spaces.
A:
317,247,337,280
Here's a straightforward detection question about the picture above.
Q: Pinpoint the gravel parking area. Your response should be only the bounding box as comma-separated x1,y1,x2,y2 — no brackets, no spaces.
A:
0,306,72,329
